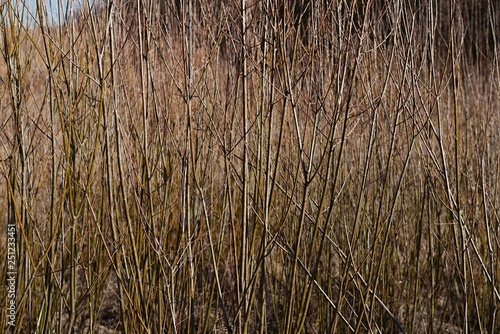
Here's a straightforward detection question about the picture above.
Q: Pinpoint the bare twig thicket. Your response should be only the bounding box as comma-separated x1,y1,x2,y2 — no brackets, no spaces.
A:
1,0,499,333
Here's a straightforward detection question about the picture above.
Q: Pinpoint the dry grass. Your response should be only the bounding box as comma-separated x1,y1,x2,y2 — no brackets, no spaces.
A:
1,0,499,333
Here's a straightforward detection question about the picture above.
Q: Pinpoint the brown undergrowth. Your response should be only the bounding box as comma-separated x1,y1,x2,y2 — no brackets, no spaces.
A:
1,0,499,333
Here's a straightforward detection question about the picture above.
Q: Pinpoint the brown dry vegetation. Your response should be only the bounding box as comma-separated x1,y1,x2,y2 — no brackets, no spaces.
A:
1,0,499,333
